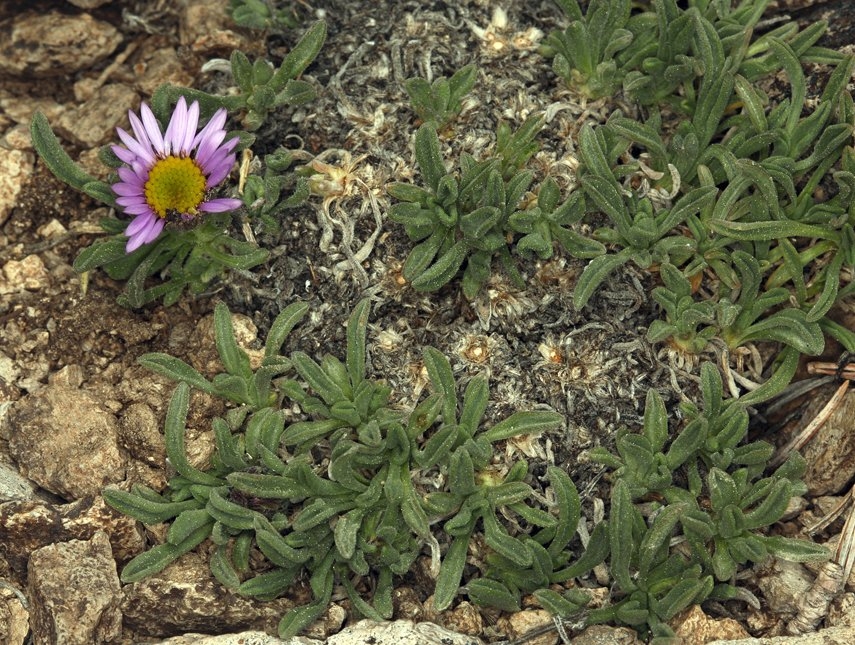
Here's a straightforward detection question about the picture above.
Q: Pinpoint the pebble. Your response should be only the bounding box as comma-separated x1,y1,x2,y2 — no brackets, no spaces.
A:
0,148,34,228
0,11,122,77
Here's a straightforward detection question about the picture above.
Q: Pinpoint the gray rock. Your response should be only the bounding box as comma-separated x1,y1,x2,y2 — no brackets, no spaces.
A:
569,625,641,644
708,623,855,644
140,621,484,645
0,12,122,77
0,585,29,645
56,84,139,148
0,148,32,229
326,619,484,645
66,0,113,7
27,530,122,644
754,560,814,617
150,632,306,645
0,461,36,503
121,552,293,637
5,383,125,500
0,495,144,575
800,389,855,496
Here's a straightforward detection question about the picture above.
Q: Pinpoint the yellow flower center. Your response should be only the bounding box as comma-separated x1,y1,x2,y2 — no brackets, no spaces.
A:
144,156,206,218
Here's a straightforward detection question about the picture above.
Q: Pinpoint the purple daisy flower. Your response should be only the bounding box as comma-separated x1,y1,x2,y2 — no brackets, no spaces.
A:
111,96,242,252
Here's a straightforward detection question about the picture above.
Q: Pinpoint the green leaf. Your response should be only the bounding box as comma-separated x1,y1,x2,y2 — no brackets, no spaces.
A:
227,472,305,500
460,206,502,241
733,75,767,132
582,174,631,232
402,485,431,540
642,388,668,451
214,302,253,380
546,466,580,558
655,577,709,621
238,567,298,600
291,352,346,405
206,487,260,531
102,487,201,525
341,571,386,621
73,236,128,273
573,250,633,309
265,301,309,358
254,517,308,567
742,479,791,530
533,588,586,618
276,79,316,107
739,346,799,407
458,377,489,437
764,536,830,562
434,533,470,611
163,383,224,486
553,521,609,581
664,417,706,471
579,123,617,183
465,579,520,612
210,544,241,589
138,353,214,394
416,423,458,469
738,309,825,355
278,593,331,640
334,507,364,560
31,111,108,198
448,64,478,104
414,123,446,192
120,519,213,582
230,50,254,92
346,298,370,387
610,480,637,592
806,251,843,323
423,346,458,425
273,21,327,85
639,504,687,577
710,219,836,242
708,468,740,512
387,182,434,204
482,410,563,443
410,240,468,292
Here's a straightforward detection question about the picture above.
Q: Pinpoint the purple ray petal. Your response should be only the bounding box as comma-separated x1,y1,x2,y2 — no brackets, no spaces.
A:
117,166,144,186
179,100,200,154
123,202,156,215
199,197,243,213
164,96,188,155
141,218,166,244
194,129,227,168
192,108,228,149
117,128,154,165
125,212,156,237
112,144,138,165
115,195,147,208
140,103,166,155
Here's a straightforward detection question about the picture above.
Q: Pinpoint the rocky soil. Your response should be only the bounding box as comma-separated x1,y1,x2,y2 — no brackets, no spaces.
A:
2,0,855,644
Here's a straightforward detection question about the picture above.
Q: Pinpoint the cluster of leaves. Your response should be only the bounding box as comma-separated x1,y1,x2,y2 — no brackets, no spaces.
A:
388,117,603,298
104,300,604,637
105,299,827,639
585,361,828,638
29,22,326,307
241,147,310,233
542,0,839,104
229,0,299,31
390,3,855,357
569,5,855,355
403,64,478,130
157,21,326,132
